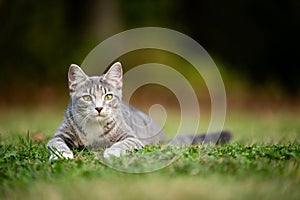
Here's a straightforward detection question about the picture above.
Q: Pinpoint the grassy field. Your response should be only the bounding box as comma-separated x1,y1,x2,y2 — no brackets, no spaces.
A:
0,106,300,200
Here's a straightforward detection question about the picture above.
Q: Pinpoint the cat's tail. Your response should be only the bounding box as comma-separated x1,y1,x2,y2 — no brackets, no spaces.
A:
167,130,232,145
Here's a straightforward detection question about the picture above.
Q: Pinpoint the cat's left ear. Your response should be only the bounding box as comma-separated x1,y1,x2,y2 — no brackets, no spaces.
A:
103,62,123,88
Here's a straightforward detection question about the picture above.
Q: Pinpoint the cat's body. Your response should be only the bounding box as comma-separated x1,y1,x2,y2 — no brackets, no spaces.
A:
47,62,231,160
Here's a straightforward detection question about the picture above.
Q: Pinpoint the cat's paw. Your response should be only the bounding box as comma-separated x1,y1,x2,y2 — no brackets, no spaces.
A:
49,151,74,161
103,148,125,158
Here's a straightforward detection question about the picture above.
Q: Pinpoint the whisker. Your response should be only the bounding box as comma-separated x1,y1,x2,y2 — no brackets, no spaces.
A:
79,113,91,128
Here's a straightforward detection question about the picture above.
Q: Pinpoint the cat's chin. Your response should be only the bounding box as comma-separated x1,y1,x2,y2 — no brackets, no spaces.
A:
94,115,108,121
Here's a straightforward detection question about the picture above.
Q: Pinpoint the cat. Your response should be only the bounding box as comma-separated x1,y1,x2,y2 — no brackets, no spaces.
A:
47,62,231,160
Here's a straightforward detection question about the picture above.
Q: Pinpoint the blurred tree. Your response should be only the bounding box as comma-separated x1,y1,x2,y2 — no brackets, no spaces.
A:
0,0,95,86
180,0,300,93
119,0,300,94
0,0,299,95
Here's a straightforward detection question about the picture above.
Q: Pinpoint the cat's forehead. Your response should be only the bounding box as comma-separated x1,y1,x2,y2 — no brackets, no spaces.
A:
71,75,104,93
85,76,106,91
71,74,119,95
89,75,104,84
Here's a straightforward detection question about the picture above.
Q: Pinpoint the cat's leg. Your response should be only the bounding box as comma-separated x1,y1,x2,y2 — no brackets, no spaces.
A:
103,137,144,158
47,136,74,160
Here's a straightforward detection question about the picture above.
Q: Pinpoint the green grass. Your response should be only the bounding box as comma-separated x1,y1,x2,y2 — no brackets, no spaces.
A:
0,107,300,200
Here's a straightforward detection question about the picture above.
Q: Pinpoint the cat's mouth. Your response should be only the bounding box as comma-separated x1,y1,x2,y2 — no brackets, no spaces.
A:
95,113,104,118
95,113,107,119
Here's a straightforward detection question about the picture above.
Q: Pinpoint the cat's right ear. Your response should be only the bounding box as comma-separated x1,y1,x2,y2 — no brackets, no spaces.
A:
68,64,88,91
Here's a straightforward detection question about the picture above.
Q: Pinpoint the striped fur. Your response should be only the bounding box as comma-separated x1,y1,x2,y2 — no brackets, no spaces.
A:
47,62,231,160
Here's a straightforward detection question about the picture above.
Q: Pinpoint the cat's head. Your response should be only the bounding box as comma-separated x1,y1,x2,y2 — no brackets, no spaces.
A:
67,62,123,121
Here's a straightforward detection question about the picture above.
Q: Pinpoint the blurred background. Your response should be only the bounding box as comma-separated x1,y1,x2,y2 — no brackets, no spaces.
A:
0,0,299,110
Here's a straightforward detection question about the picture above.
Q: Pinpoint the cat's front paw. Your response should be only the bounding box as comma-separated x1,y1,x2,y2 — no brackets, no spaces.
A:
103,148,125,158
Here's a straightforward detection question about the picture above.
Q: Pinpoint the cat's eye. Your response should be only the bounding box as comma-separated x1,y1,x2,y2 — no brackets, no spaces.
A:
82,95,92,101
104,94,113,101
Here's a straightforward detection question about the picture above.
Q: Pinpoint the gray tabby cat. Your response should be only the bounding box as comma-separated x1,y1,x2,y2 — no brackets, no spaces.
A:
47,62,231,160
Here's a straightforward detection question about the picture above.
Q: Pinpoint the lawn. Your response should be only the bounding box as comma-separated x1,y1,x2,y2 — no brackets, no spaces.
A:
0,106,299,200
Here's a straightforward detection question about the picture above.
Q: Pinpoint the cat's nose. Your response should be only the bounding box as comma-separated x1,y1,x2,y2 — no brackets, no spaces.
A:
95,107,103,114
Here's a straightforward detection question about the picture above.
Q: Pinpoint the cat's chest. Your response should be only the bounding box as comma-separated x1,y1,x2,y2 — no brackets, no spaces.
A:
78,118,115,148
83,120,103,140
